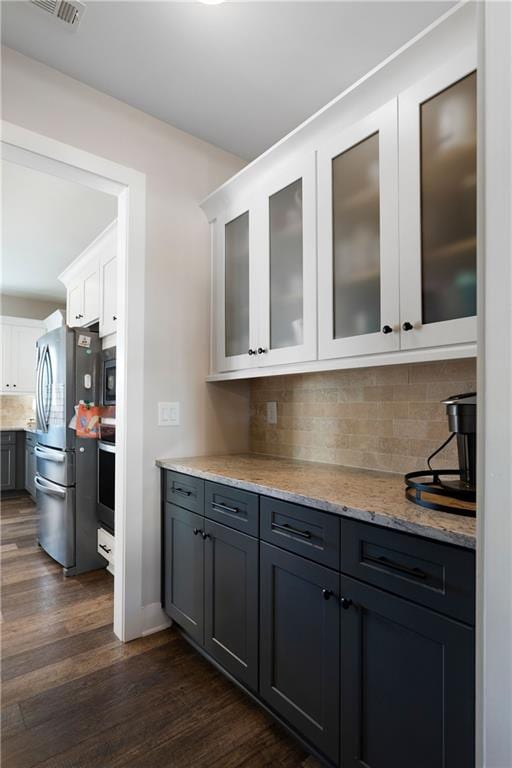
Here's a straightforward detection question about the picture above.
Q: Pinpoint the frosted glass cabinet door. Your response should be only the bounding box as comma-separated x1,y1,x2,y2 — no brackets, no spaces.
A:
318,100,400,360
257,152,317,367
213,204,257,373
399,51,477,350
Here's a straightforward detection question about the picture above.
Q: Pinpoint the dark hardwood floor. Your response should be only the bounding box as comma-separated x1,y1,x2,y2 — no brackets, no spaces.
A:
1,492,320,768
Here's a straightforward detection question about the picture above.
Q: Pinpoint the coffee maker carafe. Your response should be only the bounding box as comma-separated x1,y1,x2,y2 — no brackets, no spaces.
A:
442,393,476,493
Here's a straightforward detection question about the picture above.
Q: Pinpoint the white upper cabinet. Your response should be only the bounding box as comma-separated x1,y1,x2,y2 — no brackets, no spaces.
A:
318,100,400,359
1,318,44,394
213,154,317,373
100,250,118,338
256,152,317,367
399,50,477,349
60,221,117,338
214,201,257,373
202,8,477,380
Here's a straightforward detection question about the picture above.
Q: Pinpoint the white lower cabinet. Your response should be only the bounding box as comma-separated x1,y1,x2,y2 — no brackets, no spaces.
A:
204,49,477,380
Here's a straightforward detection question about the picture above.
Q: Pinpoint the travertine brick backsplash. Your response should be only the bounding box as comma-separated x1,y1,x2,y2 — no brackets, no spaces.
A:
250,359,476,474
0,395,35,426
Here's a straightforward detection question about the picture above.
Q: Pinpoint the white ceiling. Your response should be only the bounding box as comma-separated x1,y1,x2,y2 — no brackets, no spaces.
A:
1,160,117,301
1,1,454,159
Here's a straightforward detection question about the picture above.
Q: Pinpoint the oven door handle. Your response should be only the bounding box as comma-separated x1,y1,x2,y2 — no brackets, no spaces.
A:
98,441,116,454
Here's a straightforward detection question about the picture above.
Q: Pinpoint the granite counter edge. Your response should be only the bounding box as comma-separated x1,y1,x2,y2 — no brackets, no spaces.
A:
156,458,476,550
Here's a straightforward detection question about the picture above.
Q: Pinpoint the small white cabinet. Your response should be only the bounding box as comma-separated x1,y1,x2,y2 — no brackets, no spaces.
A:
100,250,118,338
213,153,317,373
0,318,44,394
318,100,400,360
399,50,477,349
59,221,117,337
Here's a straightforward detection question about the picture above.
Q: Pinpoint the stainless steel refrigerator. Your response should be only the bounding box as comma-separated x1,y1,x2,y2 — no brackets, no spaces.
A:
35,326,105,575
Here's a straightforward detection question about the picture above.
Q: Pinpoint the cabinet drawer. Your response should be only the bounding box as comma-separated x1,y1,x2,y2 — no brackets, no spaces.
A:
166,471,204,514
340,518,475,624
260,496,340,569
205,481,258,537
1,431,16,445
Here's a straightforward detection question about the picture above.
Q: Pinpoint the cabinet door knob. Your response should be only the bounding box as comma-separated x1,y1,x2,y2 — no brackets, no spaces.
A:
113,315,117,321
322,589,334,601
257,347,267,355
193,528,200,536
248,349,256,356
12,384,16,387
382,325,393,335
340,597,353,610
5,384,9,387
201,531,211,540
402,321,413,331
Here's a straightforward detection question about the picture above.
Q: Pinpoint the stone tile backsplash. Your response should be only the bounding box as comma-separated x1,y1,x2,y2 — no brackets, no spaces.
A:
0,394,36,426
250,359,477,474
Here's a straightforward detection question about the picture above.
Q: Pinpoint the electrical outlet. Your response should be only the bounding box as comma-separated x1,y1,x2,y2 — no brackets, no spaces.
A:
158,402,180,426
266,401,277,425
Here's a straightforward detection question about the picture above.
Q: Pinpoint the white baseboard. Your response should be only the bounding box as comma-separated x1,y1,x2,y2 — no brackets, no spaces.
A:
141,602,172,636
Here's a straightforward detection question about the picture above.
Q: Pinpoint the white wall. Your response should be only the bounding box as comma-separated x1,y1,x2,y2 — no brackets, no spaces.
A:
0,293,65,319
478,2,512,765
1,46,250,611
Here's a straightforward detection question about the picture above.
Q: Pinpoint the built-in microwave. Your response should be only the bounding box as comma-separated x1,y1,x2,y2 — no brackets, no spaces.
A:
102,349,116,406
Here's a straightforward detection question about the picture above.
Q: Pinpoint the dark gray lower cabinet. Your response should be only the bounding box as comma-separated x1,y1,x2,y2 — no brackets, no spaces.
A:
204,519,259,691
339,574,475,768
260,542,340,765
164,503,204,644
1,443,16,490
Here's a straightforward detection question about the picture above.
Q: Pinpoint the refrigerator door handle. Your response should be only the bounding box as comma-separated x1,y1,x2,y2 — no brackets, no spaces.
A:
34,474,67,498
34,446,66,463
35,345,45,430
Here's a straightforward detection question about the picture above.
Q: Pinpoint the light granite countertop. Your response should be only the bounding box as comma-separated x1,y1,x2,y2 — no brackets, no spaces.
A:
156,453,476,549
1,424,37,433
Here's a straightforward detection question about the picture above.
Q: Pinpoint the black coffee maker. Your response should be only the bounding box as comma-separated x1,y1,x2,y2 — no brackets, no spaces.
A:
405,392,476,516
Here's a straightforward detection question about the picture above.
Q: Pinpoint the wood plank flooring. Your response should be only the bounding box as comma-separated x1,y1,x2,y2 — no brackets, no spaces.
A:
1,493,320,768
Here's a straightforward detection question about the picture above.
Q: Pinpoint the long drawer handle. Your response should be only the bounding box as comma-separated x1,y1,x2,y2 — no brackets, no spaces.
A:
34,446,66,463
271,522,312,540
364,554,427,581
99,543,112,554
212,502,240,515
173,486,192,497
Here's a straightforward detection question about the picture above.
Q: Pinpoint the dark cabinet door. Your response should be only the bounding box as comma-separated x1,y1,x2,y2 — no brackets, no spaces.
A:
340,574,475,768
260,542,340,764
164,503,204,644
1,444,16,490
204,519,258,690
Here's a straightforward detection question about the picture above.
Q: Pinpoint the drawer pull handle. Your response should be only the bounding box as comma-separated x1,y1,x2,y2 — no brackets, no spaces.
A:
212,502,240,515
364,554,427,581
99,543,112,554
271,522,312,540
174,486,192,497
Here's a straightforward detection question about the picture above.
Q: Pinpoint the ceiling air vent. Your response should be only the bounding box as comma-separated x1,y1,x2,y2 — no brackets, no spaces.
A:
30,0,86,29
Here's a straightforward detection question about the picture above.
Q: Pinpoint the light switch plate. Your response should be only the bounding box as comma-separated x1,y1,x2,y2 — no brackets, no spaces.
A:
158,401,180,427
266,401,277,425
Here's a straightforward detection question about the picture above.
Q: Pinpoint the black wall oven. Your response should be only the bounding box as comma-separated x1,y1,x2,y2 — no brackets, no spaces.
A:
97,440,115,533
